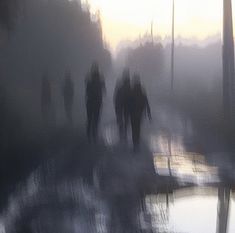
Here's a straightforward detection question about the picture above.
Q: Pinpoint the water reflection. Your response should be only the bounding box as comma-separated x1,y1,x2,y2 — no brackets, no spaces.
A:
146,188,235,233
151,133,219,185
148,132,234,233
1,125,234,233
154,153,219,184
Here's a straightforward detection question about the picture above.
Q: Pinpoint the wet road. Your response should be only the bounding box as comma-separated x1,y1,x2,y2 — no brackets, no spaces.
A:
1,99,235,233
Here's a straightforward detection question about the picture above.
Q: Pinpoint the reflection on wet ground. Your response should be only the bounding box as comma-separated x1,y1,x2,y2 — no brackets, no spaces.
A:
146,190,235,233
152,133,219,184
1,105,235,233
100,105,235,233
154,153,219,183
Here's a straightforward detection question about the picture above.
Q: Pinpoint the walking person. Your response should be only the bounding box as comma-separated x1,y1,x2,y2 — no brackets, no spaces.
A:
63,71,74,124
85,62,105,142
41,73,53,126
130,74,151,151
113,68,131,140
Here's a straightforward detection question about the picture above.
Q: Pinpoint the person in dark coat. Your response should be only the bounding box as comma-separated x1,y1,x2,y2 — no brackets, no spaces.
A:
85,62,105,141
41,74,52,125
113,68,131,139
130,74,151,150
63,71,74,124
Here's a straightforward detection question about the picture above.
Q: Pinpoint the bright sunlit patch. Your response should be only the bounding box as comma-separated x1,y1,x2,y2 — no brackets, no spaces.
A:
228,197,235,233
169,194,218,233
153,153,219,184
145,188,220,233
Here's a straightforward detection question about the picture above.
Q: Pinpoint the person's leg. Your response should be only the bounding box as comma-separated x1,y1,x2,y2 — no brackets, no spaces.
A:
131,116,141,151
123,109,129,140
135,118,141,146
131,117,137,148
116,109,123,140
86,102,92,141
119,108,126,140
65,102,72,124
92,102,101,141
67,103,72,124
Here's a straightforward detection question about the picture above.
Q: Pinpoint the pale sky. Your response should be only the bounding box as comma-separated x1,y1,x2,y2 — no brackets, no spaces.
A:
83,0,235,51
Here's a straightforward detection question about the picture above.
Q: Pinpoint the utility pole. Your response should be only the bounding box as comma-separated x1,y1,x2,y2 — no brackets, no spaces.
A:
216,187,230,233
170,0,175,92
223,0,235,127
215,2,234,233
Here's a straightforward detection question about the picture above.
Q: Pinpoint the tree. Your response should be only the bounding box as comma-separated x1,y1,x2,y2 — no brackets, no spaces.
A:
0,0,20,30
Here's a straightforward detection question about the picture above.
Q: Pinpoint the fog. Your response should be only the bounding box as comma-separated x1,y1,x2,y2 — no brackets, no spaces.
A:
0,1,234,233
115,37,223,132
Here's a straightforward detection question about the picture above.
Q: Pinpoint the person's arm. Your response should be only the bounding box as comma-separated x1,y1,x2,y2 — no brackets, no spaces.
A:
113,86,117,106
103,81,106,95
145,96,152,121
85,77,89,101
113,79,120,106
101,76,106,96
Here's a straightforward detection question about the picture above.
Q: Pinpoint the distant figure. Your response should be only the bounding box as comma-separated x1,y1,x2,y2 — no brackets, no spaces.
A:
113,68,131,139
0,85,7,144
130,75,151,150
63,71,74,124
41,74,52,125
85,62,105,141
0,85,6,122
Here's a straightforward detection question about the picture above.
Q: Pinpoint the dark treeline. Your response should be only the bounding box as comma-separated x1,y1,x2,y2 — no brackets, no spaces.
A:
0,0,111,131
0,0,20,30
0,0,111,208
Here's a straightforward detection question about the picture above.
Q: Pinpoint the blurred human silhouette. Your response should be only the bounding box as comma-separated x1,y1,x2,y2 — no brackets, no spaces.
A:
63,71,74,124
0,85,6,123
113,68,131,140
85,62,105,141
130,74,151,150
41,74,52,126
0,85,7,147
